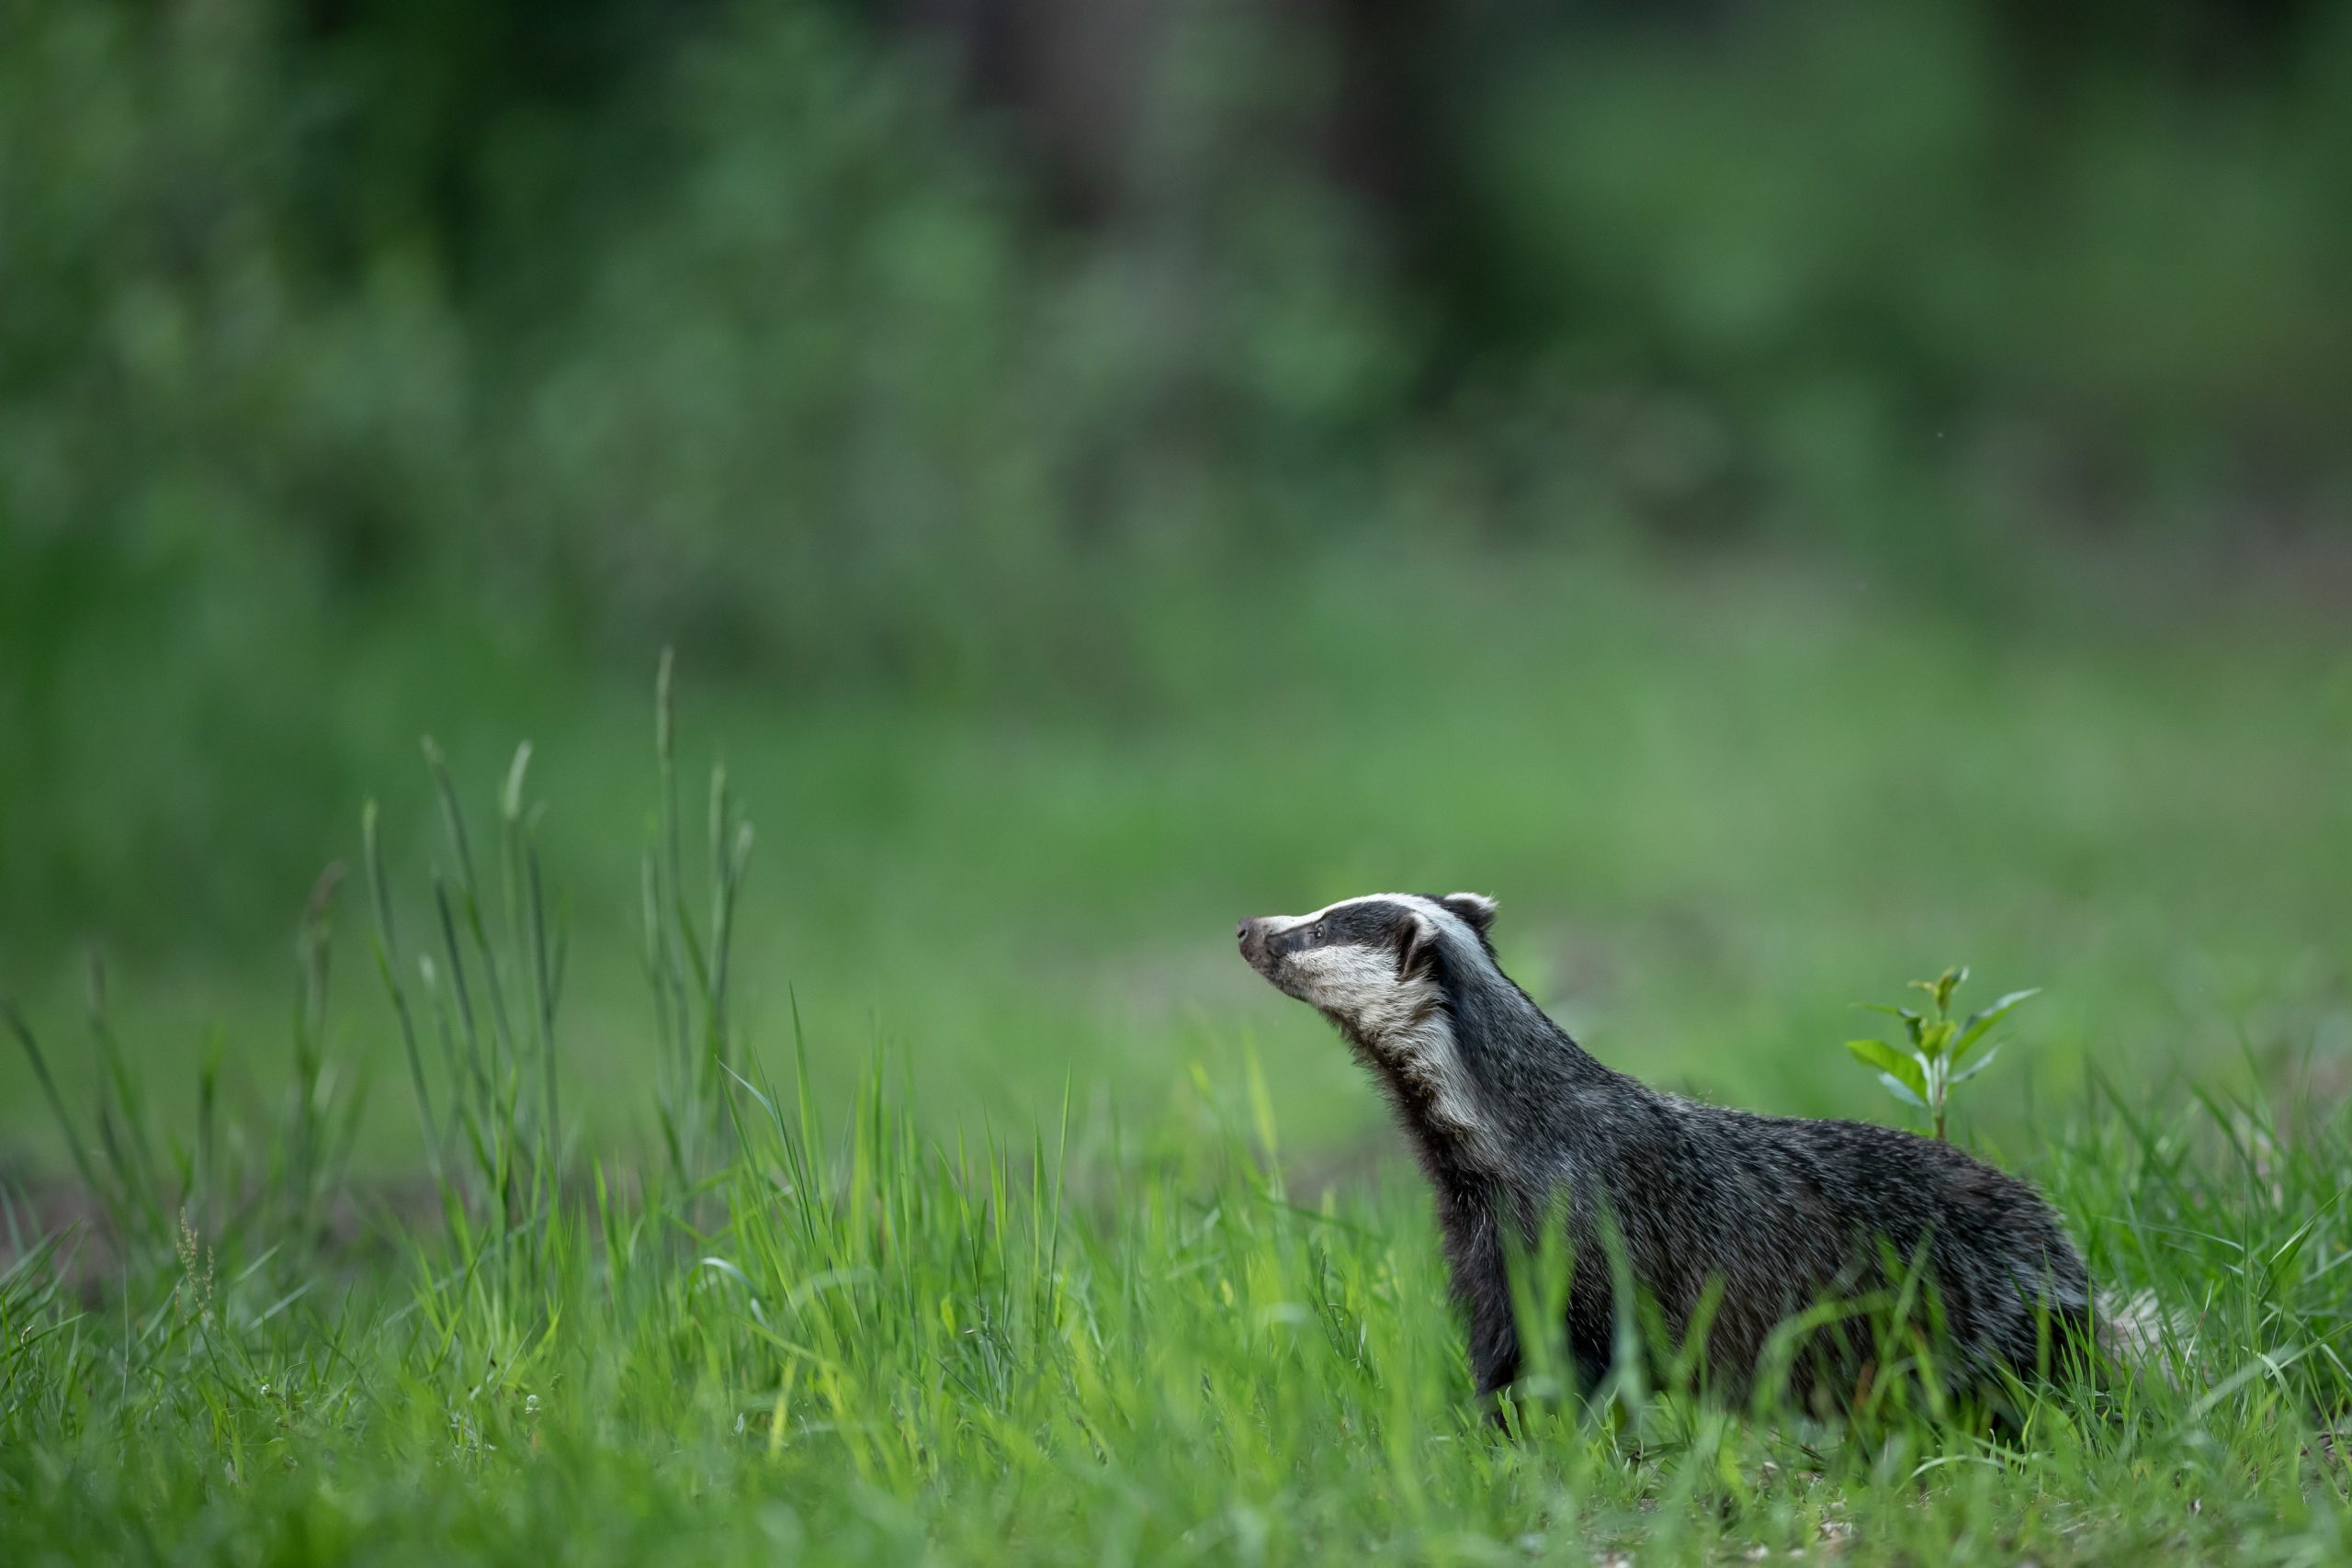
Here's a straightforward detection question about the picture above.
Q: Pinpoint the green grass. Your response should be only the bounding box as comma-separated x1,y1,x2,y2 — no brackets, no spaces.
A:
4,994,2348,1564
6,549,2348,1154
4,550,2350,1562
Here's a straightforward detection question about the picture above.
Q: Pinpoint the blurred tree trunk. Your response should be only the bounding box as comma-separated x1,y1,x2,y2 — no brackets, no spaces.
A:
895,0,1168,220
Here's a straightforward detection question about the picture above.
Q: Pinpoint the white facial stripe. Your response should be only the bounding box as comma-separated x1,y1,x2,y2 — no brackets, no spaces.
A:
1274,907,1501,1168
1262,893,1484,949
1283,942,1416,1015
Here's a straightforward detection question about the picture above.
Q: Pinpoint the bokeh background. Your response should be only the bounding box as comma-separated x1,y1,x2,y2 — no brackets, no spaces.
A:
4,0,2349,1163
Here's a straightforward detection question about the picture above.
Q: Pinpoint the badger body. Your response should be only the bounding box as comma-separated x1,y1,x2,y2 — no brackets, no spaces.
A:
1238,893,2095,1410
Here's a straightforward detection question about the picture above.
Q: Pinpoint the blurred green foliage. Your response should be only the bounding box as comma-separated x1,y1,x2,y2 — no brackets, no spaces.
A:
1453,1,2352,544
6,557,2348,1161
3,0,2348,966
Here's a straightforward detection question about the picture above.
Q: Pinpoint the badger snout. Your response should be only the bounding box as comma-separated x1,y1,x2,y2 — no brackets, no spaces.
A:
1237,917,1276,977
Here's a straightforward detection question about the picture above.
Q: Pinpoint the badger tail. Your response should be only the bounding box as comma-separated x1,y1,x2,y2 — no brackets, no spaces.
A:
2096,1289,2187,1383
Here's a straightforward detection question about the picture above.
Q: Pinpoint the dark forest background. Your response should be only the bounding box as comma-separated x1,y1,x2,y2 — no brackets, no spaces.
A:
4,3,2347,1107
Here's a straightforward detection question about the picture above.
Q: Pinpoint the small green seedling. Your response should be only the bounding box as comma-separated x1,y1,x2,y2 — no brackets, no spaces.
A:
1846,966,2037,1141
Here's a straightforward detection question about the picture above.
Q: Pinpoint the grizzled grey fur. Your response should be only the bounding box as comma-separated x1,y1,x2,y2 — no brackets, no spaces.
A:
1238,893,2095,1411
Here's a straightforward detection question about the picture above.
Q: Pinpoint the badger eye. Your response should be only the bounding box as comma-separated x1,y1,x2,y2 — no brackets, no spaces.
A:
1310,922,1328,942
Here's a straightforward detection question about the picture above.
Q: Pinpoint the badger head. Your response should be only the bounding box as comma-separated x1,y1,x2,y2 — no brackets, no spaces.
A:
1236,893,1498,1023
1237,892,1503,1159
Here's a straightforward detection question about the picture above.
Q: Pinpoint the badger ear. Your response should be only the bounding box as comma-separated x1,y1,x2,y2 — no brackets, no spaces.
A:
1440,892,1498,935
1396,908,1442,981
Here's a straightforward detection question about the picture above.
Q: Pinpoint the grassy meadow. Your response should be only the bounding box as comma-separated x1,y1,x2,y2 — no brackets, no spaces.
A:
8,548,2349,1145
8,1,2352,1560
6,548,2351,1565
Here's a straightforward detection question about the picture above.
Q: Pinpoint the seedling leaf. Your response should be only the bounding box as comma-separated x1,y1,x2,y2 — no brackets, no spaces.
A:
1846,1038,1927,1098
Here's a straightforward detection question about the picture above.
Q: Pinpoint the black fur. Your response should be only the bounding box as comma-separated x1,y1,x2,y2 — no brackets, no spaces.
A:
1240,895,2094,1413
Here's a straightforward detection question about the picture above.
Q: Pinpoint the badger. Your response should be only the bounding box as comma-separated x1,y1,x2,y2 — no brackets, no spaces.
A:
1238,892,2098,1414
